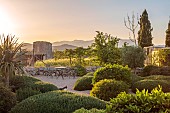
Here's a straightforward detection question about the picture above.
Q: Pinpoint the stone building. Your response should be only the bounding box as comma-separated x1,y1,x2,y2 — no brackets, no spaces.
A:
33,41,52,61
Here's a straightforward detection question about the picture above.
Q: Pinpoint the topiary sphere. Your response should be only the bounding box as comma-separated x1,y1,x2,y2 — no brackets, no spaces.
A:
90,79,129,101
93,64,131,85
73,76,93,91
0,85,17,113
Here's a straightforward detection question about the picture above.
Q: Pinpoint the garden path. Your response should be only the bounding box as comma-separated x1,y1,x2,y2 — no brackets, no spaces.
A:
35,75,90,96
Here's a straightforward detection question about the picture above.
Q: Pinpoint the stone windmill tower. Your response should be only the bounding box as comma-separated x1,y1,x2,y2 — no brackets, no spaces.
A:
165,17,170,47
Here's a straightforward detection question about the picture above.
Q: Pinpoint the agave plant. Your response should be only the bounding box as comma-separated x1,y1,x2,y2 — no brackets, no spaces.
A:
0,34,26,87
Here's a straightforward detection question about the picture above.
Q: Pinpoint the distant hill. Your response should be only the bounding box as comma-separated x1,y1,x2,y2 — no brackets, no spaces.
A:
22,39,135,51
52,40,94,48
52,44,77,51
22,43,33,51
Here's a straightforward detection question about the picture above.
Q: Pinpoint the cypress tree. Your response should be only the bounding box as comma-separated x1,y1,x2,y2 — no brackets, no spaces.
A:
165,19,170,47
138,9,153,48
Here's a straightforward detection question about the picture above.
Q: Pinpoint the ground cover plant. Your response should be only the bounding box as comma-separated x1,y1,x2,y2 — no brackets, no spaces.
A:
106,86,170,113
9,90,106,113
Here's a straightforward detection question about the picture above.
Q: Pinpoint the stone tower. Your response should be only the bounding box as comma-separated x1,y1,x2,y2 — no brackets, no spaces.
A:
33,41,52,59
165,18,170,47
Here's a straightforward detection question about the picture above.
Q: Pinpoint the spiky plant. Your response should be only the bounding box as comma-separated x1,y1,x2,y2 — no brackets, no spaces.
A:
0,35,26,87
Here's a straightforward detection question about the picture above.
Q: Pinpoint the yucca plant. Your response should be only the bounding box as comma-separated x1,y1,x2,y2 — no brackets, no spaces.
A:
0,34,26,87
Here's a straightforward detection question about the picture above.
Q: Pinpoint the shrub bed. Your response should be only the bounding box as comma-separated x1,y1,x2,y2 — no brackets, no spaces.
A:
106,86,170,113
73,76,93,91
9,90,106,113
93,64,131,84
0,85,17,113
90,79,129,101
132,79,170,93
73,108,105,113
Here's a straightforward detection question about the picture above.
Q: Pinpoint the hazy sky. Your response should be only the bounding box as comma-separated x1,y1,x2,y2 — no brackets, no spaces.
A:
0,0,169,45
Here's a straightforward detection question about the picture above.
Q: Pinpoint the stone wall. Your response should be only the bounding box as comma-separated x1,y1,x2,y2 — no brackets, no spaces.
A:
33,41,52,59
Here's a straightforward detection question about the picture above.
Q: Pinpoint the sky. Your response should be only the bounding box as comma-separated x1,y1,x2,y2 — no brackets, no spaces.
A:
0,0,169,45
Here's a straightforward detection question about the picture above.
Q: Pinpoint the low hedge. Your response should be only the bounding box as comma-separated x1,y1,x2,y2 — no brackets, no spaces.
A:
73,108,105,113
9,90,106,113
106,86,170,113
132,79,170,93
0,85,17,113
90,79,129,101
73,76,93,91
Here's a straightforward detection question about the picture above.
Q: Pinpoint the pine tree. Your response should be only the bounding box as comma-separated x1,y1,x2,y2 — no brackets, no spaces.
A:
165,19,170,47
138,9,153,48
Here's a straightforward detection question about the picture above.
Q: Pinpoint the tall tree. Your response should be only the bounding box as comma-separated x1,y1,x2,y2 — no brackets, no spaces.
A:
53,49,65,60
74,47,86,65
124,12,138,46
64,49,75,66
138,9,153,48
165,19,170,47
121,46,145,73
0,35,26,87
92,31,121,65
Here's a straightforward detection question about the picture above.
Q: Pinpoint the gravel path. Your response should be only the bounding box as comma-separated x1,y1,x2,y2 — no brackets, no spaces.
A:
35,75,90,96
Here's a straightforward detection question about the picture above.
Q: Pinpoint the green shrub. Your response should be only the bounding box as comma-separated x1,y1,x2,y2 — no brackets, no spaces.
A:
93,64,131,84
16,88,41,102
159,66,170,76
142,65,159,76
9,75,41,91
31,81,58,93
0,85,17,113
74,65,87,76
73,76,93,91
106,86,170,113
131,74,144,88
90,79,129,101
132,79,170,93
145,75,170,81
9,90,106,113
73,108,105,113
9,75,58,93
84,72,94,77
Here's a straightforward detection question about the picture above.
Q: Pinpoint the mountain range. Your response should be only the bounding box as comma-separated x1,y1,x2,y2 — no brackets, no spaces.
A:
22,39,135,51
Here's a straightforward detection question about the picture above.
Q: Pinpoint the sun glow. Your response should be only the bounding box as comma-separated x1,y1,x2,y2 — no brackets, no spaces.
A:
0,9,15,35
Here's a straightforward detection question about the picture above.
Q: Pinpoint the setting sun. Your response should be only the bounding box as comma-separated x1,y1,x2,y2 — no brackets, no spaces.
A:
0,9,15,34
